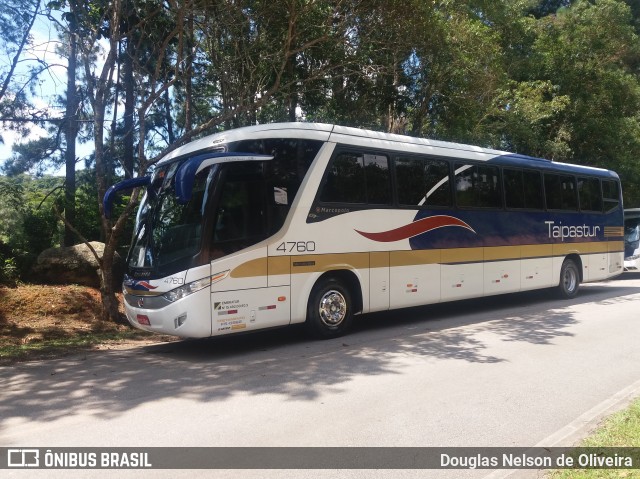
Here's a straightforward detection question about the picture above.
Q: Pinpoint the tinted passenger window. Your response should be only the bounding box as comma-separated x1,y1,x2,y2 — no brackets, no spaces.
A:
395,156,451,207
320,152,391,204
602,180,620,212
504,168,544,210
232,138,323,233
578,177,602,212
455,163,502,208
545,174,577,210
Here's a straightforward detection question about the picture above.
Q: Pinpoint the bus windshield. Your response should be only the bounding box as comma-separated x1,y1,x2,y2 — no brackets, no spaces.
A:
128,161,216,272
125,139,323,278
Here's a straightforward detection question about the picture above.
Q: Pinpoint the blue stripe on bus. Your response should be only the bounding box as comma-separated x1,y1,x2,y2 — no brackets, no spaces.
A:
408,209,622,250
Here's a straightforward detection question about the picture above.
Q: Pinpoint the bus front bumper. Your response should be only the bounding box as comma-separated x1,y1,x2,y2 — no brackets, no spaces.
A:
123,288,212,338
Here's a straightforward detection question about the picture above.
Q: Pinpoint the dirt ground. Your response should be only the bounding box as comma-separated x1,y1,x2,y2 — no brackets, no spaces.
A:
0,284,175,362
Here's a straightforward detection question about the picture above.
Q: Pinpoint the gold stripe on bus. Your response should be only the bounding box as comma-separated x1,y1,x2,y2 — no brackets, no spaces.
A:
604,227,624,237
441,247,484,264
268,256,290,276
230,257,268,278
230,240,624,278
552,243,585,256
589,241,614,254
520,244,553,259
290,252,370,274
609,240,624,252
484,245,521,262
390,250,441,267
370,251,390,268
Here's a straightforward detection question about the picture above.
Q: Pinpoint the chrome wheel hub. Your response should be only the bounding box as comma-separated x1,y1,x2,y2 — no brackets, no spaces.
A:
318,290,347,327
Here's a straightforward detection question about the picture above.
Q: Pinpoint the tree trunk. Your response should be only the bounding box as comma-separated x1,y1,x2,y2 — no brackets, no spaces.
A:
123,37,135,179
64,13,78,247
98,241,121,321
184,14,193,133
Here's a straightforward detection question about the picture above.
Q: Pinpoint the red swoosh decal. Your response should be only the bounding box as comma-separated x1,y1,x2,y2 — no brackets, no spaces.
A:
355,215,476,242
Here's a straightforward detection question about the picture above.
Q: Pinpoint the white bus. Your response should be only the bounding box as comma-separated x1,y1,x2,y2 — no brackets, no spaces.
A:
104,123,624,339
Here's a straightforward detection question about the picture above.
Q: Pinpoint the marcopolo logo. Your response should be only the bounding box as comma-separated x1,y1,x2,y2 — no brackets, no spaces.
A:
8,449,39,467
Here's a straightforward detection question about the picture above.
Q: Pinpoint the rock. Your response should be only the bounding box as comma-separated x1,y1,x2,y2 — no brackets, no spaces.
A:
32,242,123,288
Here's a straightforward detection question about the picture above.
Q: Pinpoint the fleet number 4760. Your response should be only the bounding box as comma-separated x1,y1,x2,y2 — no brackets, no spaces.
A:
276,241,316,253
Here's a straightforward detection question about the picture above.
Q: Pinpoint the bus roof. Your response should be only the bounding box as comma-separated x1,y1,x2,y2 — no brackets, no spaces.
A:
156,122,618,178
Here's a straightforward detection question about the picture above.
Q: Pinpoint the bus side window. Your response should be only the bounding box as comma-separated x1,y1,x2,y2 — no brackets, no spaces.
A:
455,163,502,208
395,156,451,207
364,154,391,204
522,170,544,210
504,168,525,209
578,177,603,212
603,180,620,212
545,174,578,211
320,153,366,203
395,157,423,205
320,151,391,205
504,168,543,210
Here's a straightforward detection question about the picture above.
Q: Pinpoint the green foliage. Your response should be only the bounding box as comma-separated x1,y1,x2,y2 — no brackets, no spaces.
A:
490,80,572,159
73,168,101,242
482,0,640,204
0,172,103,283
0,175,59,280
0,236,20,285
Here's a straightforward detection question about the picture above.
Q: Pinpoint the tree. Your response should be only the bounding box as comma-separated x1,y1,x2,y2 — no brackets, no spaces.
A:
0,0,40,109
64,2,80,246
0,174,64,282
483,0,640,206
0,0,51,155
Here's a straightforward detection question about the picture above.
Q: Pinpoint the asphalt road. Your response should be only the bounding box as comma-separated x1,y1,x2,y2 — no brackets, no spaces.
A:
3,273,640,479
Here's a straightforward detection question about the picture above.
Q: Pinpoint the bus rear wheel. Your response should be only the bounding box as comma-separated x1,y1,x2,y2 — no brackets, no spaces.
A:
557,259,580,299
306,278,353,339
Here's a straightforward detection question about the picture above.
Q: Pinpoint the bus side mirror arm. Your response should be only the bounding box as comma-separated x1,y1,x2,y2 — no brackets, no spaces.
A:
103,177,151,219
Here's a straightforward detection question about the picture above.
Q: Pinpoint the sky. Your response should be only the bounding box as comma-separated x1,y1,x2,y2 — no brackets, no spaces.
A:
0,9,91,176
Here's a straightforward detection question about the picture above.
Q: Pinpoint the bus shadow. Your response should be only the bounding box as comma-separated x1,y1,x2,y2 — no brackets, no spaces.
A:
2,282,638,427
351,281,639,343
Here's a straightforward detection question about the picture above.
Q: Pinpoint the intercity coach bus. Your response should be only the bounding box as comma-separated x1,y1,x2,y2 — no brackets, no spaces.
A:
104,123,624,339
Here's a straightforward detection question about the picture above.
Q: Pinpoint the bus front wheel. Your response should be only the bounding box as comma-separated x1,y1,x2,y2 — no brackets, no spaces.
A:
557,259,580,299
306,278,353,339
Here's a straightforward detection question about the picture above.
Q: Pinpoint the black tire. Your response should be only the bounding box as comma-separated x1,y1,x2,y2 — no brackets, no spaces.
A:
306,278,354,339
557,259,580,299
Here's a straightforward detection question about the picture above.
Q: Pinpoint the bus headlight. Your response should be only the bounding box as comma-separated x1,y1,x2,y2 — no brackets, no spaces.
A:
163,277,210,302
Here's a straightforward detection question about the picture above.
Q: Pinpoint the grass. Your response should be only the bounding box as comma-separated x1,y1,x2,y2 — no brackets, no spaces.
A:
548,398,640,478
0,329,151,363
0,283,170,364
